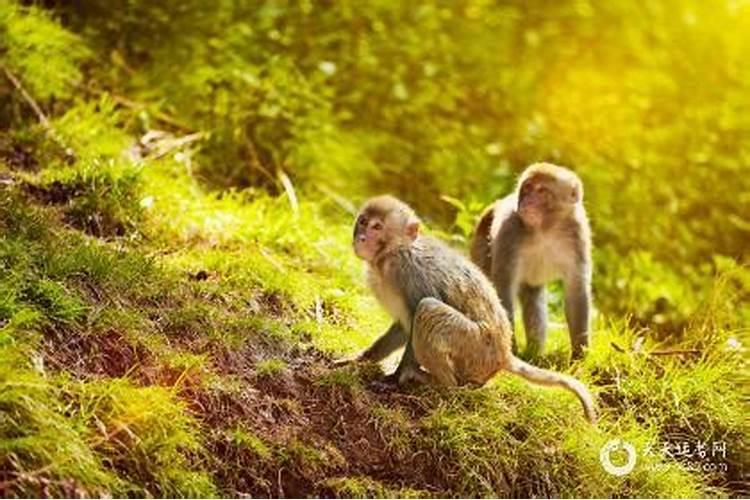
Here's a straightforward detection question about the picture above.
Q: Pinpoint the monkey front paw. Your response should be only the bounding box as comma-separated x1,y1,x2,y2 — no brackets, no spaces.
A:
368,373,400,393
380,371,401,385
331,355,359,367
386,367,430,386
374,365,431,390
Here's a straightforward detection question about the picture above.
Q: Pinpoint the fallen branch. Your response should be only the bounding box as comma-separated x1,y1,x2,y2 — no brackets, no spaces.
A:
109,93,194,132
144,131,207,160
1,63,75,160
1,64,50,127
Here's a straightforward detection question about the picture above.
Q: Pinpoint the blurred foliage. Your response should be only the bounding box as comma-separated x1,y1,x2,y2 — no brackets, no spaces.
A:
0,3,88,102
2,1,749,328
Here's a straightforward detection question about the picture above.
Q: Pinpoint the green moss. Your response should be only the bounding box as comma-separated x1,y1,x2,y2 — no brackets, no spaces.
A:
314,366,362,391
323,475,432,498
31,157,143,238
277,439,328,475
159,303,214,338
0,344,120,497
416,383,706,498
164,352,209,386
67,377,216,497
322,475,390,498
254,358,287,378
0,3,89,100
228,428,272,460
20,278,87,327
370,404,413,459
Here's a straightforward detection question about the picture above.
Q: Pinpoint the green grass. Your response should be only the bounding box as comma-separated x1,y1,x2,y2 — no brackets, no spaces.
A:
0,157,746,496
322,475,431,498
254,358,287,378
0,341,121,497
66,377,215,497
227,428,272,460
314,366,362,391
0,78,746,499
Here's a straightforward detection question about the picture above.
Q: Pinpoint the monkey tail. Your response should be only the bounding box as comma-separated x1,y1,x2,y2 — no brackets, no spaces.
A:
506,356,597,423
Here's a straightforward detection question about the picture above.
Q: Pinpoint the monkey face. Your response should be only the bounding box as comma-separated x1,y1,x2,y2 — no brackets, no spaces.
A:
354,197,421,262
353,215,386,262
518,178,551,228
517,171,581,228
353,208,420,262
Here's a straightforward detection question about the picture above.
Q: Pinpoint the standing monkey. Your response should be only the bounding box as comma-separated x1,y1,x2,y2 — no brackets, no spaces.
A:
470,163,592,359
339,195,596,423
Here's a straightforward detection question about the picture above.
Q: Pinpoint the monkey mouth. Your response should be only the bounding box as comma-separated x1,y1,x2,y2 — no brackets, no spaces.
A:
353,242,372,261
519,209,543,228
353,243,365,259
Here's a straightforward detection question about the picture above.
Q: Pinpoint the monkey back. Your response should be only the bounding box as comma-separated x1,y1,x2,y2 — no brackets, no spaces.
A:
384,236,510,333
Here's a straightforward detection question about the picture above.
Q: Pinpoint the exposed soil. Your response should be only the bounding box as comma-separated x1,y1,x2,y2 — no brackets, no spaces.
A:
39,310,452,497
22,180,83,205
0,136,38,171
43,329,151,380
185,355,448,498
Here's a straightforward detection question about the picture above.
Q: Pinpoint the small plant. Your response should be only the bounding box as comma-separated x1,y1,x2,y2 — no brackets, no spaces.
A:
254,358,287,378
440,195,490,242
68,378,216,497
322,476,391,498
0,3,89,101
314,366,361,391
228,428,272,460
20,278,86,327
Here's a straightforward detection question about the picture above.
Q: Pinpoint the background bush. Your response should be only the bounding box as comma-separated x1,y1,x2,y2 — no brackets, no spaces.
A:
0,0,750,332
60,0,750,329
2,0,748,352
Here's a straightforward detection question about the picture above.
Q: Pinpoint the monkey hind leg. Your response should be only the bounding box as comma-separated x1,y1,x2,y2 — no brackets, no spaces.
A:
396,365,435,386
412,297,490,387
519,284,547,358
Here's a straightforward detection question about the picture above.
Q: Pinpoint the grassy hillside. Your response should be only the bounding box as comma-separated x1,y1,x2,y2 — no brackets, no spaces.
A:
0,125,746,497
1,2,748,498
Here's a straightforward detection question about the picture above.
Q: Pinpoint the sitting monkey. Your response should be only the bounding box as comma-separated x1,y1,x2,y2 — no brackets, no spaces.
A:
471,163,592,359
340,195,596,423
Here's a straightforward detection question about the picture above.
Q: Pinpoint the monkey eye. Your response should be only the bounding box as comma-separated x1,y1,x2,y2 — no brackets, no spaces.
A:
372,221,383,230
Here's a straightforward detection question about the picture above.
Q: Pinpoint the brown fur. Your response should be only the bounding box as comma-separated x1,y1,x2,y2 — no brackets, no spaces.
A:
349,195,596,423
470,163,592,360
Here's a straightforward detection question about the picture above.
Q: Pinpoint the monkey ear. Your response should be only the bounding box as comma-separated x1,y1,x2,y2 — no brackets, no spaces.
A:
571,184,583,203
405,219,420,241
